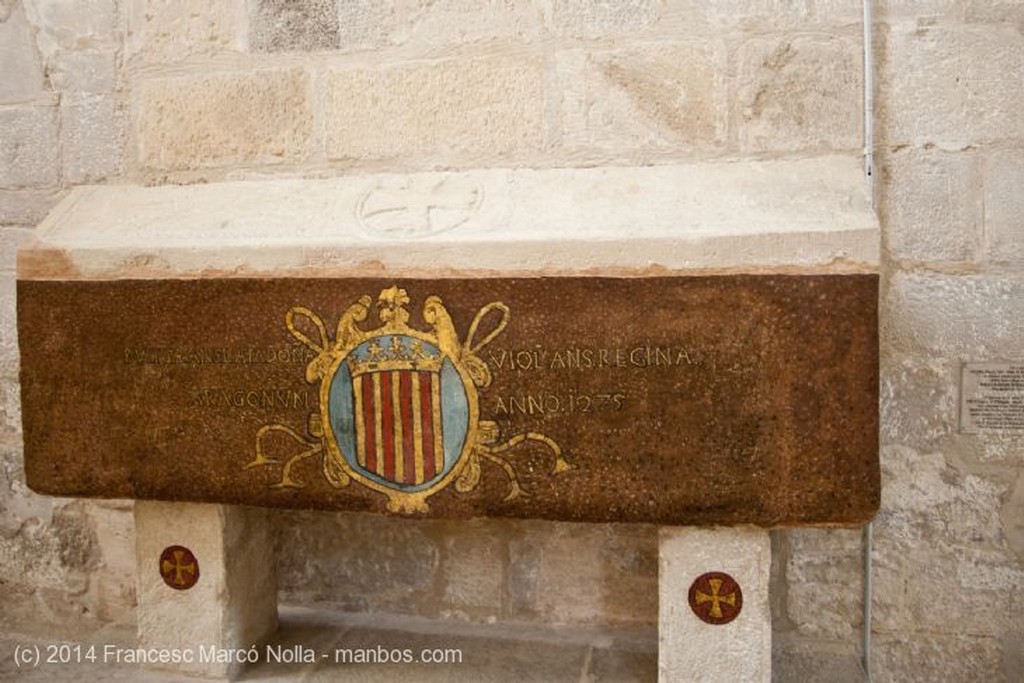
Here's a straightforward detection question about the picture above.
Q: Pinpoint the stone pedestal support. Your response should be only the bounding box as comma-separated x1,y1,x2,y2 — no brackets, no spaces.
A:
659,526,771,683
134,502,278,680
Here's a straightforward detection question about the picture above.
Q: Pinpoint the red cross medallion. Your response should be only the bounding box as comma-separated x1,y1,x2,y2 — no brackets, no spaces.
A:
159,545,200,590
688,571,742,625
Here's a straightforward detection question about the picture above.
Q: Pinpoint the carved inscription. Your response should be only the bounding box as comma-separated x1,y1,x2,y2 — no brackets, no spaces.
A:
187,388,313,410
122,342,697,417
123,345,317,366
494,392,627,416
960,363,1024,434
487,345,696,371
124,345,317,410
487,345,696,415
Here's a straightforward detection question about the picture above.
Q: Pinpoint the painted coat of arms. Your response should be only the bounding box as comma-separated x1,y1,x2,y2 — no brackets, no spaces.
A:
246,286,570,513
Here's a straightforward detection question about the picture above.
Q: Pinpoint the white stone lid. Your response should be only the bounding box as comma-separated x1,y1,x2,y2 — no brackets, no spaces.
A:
20,156,878,279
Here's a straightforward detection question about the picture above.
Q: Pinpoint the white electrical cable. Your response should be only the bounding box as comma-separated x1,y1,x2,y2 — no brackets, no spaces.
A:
863,0,875,184
861,2,875,683
862,522,874,683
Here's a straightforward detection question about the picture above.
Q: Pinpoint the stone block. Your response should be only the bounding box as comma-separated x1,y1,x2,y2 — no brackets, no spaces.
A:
866,550,908,630
560,42,726,153
50,51,116,93
15,158,877,276
736,36,861,153
124,0,245,64
984,148,1024,263
650,0,714,35
0,105,59,189
62,93,124,183
506,529,543,618
708,0,813,32
441,522,505,616
706,0,863,32
659,527,771,683
0,501,96,593
521,523,605,624
973,435,1024,466
324,56,544,161
881,149,982,263
550,50,589,151
338,0,393,49
587,646,658,682
772,637,864,683
0,272,17,377
1007,636,1024,683
1003,473,1024,558
871,480,1023,642
82,501,135,622
0,190,61,226
599,526,659,622
881,24,1024,148
880,358,958,449
0,442,55,535
0,2,46,102
24,0,116,58
135,69,313,171
0,226,34,272
549,0,660,39
397,0,542,47
874,0,963,21
965,0,1024,26
135,501,277,679
786,527,862,558
809,0,864,27
873,634,1004,683
519,522,657,626
783,529,862,640
0,378,20,434
250,0,340,52
886,271,1024,358
876,446,1007,548
881,546,1024,639
954,547,1024,595
277,511,441,615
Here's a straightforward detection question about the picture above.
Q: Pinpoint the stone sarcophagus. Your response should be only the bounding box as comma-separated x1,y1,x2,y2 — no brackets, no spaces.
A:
17,158,879,681
20,275,877,526
19,160,878,527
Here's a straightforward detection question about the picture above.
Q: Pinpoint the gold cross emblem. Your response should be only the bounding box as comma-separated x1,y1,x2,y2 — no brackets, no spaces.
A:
159,546,200,590
694,577,737,620
688,571,743,625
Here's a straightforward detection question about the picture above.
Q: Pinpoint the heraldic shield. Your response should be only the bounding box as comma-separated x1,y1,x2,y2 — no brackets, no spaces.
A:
318,286,480,513
246,285,571,515
325,332,474,507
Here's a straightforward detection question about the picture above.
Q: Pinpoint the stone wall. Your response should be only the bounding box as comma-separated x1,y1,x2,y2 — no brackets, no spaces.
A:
0,1,1021,680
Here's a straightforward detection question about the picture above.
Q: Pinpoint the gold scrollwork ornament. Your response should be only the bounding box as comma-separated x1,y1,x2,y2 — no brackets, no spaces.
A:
246,286,571,514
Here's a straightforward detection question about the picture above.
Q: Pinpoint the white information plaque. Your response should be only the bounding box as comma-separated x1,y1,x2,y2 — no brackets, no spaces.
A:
960,363,1024,434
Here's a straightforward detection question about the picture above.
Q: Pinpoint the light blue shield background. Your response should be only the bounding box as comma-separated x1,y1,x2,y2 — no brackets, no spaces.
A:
328,336,469,492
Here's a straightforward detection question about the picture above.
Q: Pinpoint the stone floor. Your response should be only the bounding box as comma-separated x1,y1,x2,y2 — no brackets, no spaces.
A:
0,607,657,682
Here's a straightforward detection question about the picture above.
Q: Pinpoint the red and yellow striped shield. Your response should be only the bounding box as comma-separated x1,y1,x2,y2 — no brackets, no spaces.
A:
350,359,445,487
